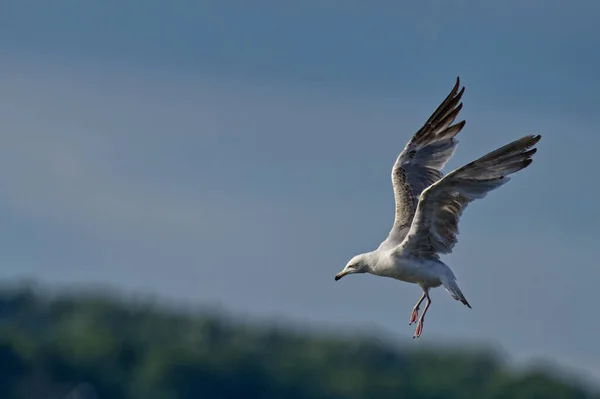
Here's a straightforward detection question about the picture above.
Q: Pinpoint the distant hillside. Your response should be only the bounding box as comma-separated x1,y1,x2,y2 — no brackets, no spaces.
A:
0,284,596,399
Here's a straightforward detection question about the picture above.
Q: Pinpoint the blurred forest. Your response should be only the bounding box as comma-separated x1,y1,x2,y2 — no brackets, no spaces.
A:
0,284,597,399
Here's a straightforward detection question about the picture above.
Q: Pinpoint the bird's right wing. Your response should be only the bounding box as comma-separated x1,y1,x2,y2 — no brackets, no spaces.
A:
381,77,466,249
397,134,541,258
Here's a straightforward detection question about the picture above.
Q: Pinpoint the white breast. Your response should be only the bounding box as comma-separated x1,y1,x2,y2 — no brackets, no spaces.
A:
372,253,442,287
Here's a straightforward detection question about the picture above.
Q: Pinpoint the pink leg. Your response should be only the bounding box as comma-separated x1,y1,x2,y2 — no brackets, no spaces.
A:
413,293,431,339
409,293,426,325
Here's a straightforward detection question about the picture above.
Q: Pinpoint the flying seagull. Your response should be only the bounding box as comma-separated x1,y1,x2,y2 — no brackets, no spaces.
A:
334,77,541,338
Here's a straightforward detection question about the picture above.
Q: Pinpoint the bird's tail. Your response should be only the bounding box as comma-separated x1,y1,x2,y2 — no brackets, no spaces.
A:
439,267,471,308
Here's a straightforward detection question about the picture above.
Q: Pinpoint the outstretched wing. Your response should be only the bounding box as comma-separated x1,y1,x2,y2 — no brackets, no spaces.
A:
397,134,541,258
380,77,466,249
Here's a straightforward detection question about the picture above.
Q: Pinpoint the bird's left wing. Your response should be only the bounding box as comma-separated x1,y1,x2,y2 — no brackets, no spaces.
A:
381,77,466,249
397,134,541,258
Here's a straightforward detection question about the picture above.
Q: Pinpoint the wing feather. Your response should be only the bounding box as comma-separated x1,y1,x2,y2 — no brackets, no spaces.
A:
381,77,466,249
398,134,541,258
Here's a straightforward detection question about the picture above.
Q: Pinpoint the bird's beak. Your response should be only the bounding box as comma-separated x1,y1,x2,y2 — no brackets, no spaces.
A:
334,270,348,281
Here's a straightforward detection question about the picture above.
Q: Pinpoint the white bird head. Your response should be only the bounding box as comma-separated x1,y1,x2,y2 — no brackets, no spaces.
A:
335,253,370,281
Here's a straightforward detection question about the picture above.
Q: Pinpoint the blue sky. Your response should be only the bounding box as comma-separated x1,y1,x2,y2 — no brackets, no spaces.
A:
0,0,599,384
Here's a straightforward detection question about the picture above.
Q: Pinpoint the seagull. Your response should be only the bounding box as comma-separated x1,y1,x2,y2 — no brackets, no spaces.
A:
334,77,541,338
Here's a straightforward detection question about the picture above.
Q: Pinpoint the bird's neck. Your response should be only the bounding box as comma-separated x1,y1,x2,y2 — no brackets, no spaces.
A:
364,250,395,277
362,251,382,273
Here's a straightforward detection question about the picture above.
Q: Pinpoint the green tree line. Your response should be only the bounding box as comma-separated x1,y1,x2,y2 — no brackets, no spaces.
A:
0,285,596,399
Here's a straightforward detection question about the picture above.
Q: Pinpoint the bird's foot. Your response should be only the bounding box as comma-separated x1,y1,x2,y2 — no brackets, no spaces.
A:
413,319,424,339
409,308,419,325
